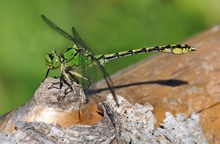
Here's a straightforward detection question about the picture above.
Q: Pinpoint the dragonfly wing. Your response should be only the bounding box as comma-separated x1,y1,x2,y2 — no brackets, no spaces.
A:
92,53,118,105
41,15,78,44
71,27,87,48
71,27,118,104
42,15,118,105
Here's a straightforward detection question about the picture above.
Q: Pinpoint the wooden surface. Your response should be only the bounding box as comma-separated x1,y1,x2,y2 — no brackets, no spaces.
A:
96,25,220,143
0,79,206,143
0,26,219,143
0,78,116,143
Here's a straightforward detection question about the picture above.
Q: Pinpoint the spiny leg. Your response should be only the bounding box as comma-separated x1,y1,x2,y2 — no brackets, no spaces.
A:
46,70,73,97
68,71,91,84
62,76,74,95
60,70,80,95
68,70,92,101
67,71,94,123
55,70,88,96
44,68,64,90
43,69,63,90
44,69,50,81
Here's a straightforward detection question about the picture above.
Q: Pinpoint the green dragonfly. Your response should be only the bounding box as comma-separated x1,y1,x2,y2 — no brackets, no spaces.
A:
42,15,196,106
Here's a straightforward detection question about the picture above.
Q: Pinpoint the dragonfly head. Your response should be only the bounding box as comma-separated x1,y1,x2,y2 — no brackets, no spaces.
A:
45,50,61,70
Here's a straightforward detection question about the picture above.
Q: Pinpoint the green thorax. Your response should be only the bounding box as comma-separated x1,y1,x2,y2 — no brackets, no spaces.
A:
60,44,95,69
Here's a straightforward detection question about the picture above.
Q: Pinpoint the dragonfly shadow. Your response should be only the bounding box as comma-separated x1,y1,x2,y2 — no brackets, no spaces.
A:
86,79,188,95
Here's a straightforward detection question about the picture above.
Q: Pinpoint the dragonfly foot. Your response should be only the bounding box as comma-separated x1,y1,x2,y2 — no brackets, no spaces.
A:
48,77,75,99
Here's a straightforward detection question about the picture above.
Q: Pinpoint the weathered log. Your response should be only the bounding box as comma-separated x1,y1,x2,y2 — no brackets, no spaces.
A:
0,78,116,143
97,25,220,143
0,78,206,143
1,25,217,143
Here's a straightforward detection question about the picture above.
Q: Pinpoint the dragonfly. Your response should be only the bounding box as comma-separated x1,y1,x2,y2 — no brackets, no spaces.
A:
42,15,196,106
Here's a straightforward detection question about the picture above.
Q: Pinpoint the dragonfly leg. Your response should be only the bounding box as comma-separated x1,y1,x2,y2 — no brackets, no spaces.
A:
68,72,80,84
68,71,92,90
42,69,50,82
48,79,62,90
47,79,64,92
67,71,91,103
47,71,72,96
83,77,92,94
61,71,78,95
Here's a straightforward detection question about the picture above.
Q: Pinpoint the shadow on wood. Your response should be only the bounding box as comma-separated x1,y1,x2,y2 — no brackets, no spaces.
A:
1,25,218,143
96,25,220,144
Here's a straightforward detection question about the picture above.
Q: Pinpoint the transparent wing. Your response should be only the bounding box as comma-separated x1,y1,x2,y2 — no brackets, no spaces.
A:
41,15,78,45
71,27,87,48
42,15,118,105
71,27,117,104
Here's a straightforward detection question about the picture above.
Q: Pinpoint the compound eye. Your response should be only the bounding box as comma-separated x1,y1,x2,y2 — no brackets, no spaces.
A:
48,53,54,60
45,50,60,69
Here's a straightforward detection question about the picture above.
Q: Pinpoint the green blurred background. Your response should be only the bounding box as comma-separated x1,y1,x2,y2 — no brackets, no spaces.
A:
0,0,219,115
